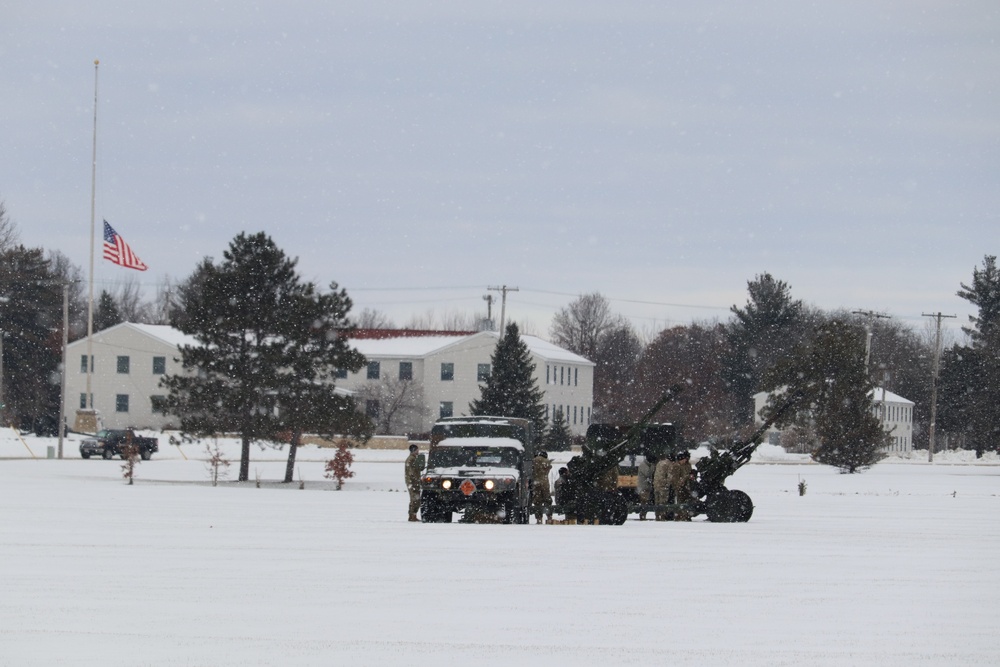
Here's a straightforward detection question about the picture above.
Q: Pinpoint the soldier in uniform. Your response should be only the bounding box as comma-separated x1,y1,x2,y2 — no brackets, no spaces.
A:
532,450,553,524
637,455,656,520
666,449,693,521
404,444,422,522
653,455,673,521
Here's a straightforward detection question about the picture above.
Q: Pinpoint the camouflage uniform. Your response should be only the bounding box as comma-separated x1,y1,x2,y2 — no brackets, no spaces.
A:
404,449,422,521
653,458,672,521
667,456,692,521
636,457,655,520
532,454,553,523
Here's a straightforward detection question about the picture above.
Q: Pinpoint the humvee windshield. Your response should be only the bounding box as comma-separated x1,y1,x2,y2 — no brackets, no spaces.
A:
428,446,521,469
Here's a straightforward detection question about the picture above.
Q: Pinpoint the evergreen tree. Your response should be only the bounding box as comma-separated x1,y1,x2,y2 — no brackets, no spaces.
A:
764,319,887,473
946,255,1000,455
544,408,572,452
273,281,370,482
723,273,805,424
93,290,123,331
163,232,368,481
469,322,546,435
0,245,62,433
957,255,1000,346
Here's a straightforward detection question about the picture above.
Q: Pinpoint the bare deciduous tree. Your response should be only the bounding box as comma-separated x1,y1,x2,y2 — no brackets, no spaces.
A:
0,200,20,252
549,292,622,360
354,307,395,329
358,375,426,435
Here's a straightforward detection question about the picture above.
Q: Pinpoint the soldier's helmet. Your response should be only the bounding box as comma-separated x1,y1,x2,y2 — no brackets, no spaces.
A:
538,450,548,458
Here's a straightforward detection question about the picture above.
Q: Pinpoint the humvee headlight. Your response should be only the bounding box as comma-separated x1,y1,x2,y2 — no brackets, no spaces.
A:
484,479,495,490
441,479,452,490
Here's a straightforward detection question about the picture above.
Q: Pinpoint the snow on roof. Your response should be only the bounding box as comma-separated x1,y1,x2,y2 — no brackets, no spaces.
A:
126,323,202,349
871,388,914,405
350,335,471,357
436,436,524,451
350,330,593,364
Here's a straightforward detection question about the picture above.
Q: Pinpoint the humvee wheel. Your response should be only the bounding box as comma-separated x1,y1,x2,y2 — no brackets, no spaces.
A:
102,449,114,460
420,495,452,523
706,489,754,523
140,450,151,461
81,452,91,459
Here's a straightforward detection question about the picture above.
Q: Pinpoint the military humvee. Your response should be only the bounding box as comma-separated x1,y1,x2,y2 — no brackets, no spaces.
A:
419,415,535,523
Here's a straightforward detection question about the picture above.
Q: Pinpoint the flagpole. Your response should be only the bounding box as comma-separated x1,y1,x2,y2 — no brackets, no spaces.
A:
85,59,99,419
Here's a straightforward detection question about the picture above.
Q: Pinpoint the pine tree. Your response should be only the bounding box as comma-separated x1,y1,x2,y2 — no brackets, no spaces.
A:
544,408,572,452
163,232,368,481
723,273,805,424
93,290,123,331
469,322,546,435
765,319,887,473
0,245,62,433
948,255,1000,455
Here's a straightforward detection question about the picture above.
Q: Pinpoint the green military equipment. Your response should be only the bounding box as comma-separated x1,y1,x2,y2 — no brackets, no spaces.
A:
557,386,802,525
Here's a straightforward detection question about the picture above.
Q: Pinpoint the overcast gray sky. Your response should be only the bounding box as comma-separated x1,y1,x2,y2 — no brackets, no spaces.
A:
3,1,997,338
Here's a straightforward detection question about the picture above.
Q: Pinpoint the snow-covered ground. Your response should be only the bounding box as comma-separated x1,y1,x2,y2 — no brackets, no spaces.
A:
1,432,997,666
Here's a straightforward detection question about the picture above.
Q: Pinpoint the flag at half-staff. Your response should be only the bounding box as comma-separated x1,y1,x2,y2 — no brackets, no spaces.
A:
103,220,148,271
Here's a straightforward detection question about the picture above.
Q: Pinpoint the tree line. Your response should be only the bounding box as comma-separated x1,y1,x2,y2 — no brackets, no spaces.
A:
550,261,1000,462
1,198,997,465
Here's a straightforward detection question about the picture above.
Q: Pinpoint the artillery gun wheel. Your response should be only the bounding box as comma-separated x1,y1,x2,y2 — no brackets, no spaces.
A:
602,493,629,525
705,489,754,523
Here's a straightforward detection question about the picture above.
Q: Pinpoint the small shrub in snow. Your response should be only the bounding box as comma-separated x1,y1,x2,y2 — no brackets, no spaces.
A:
120,441,140,485
798,477,807,496
324,440,355,490
205,440,231,487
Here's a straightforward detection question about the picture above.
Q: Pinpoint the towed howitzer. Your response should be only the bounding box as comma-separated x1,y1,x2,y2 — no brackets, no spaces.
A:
561,384,685,525
685,390,804,522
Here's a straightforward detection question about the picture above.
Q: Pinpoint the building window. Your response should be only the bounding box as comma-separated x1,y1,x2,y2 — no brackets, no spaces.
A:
365,400,380,419
150,395,167,414
152,356,166,375
546,365,550,384
573,406,577,424
115,394,129,413
335,367,348,379
560,367,564,385
79,393,87,409
441,362,454,381
575,368,578,386
80,355,93,373
477,363,491,382
117,356,130,374
439,401,454,418
399,361,413,381
367,361,380,380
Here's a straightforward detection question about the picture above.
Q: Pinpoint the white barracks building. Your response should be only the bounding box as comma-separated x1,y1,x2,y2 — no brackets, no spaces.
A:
64,324,594,436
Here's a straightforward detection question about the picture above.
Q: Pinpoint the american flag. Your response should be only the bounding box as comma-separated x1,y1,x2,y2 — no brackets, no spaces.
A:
103,220,148,271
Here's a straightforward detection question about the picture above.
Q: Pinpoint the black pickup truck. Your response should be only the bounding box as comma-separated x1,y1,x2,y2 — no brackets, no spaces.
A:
80,429,159,460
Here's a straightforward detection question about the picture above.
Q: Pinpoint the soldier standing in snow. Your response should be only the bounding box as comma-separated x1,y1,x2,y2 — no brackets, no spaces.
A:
532,450,553,524
404,444,422,522
653,455,672,521
637,455,656,520
667,450,693,521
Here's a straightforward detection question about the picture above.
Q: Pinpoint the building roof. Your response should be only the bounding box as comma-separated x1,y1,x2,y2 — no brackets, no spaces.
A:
350,330,593,365
69,325,593,365
68,322,201,350
871,388,914,405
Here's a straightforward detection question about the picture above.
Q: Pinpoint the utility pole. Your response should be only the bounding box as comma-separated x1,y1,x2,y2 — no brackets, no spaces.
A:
487,285,519,338
482,293,495,331
852,309,891,374
922,311,956,463
853,309,892,425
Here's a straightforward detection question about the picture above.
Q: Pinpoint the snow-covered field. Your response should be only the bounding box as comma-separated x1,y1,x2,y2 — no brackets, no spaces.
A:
1,432,997,666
